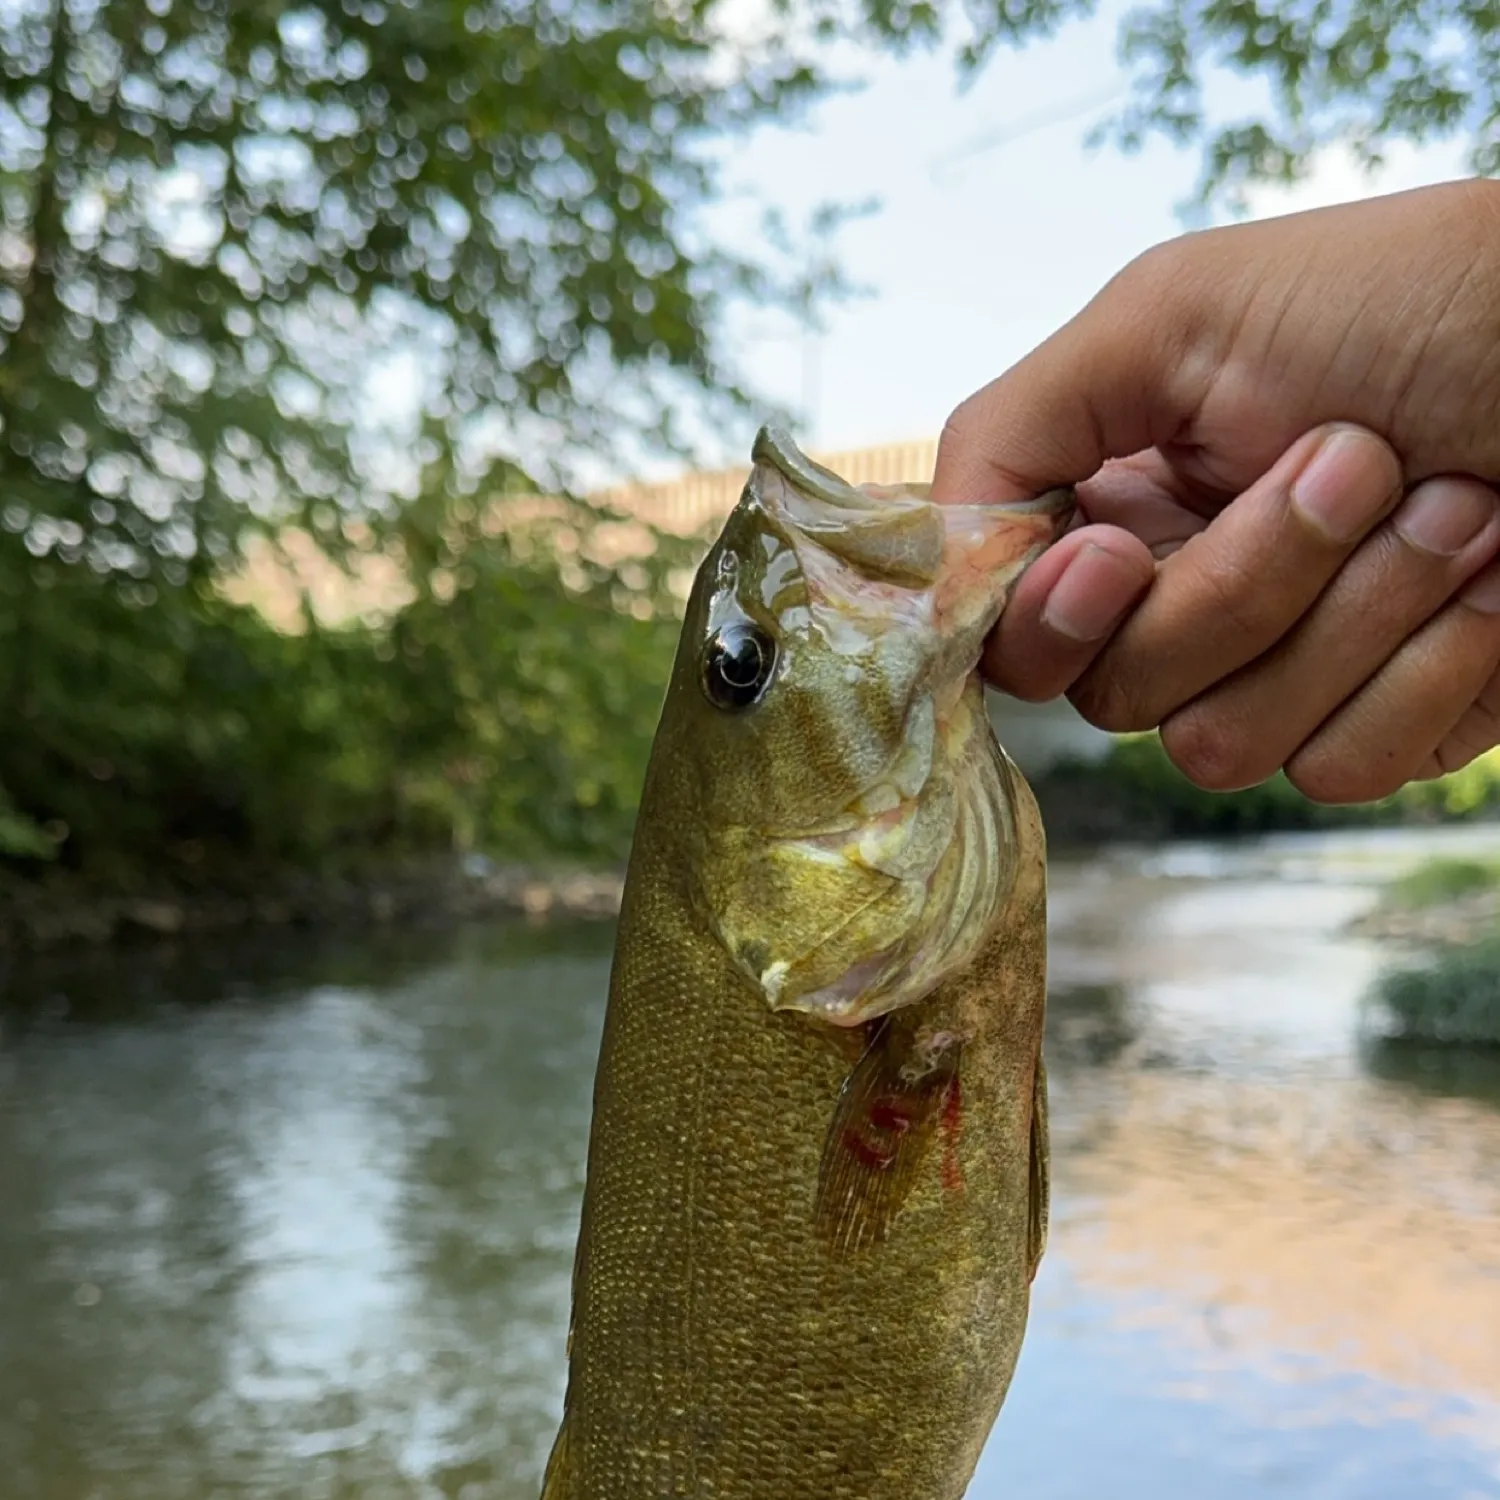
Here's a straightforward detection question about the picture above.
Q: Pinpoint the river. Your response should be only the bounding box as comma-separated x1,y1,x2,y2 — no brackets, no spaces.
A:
2,827,1499,1498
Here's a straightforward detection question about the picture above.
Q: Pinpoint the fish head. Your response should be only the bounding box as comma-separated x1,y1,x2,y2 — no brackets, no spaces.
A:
663,425,1072,1027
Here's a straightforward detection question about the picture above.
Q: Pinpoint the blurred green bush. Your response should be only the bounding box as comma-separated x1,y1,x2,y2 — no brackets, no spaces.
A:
1032,733,1500,846
1368,941,1500,1046
0,502,687,886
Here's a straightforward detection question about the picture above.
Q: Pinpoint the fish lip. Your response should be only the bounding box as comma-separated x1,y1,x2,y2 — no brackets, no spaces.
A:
987,485,1076,523
751,425,851,508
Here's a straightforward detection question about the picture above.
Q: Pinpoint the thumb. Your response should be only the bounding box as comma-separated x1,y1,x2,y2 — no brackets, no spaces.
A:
929,248,1218,505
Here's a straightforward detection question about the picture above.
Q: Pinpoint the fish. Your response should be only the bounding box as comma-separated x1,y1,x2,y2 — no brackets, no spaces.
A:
540,427,1074,1499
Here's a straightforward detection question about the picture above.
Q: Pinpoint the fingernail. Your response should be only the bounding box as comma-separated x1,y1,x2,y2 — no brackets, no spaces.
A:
1040,544,1148,642
1462,561,1500,614
1290,427,1400,542
1392,478,1497,556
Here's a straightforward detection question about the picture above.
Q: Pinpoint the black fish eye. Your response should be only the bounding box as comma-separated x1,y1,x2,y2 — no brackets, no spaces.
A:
702,621,777,710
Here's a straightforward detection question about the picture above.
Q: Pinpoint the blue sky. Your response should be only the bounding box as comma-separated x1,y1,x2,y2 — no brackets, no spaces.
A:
687,4,1470,472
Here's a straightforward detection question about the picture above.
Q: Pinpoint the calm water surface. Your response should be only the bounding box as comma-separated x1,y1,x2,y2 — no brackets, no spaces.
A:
3,827,1500,1498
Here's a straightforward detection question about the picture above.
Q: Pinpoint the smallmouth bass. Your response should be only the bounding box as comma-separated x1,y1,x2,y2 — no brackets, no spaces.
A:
541,428,1074,1498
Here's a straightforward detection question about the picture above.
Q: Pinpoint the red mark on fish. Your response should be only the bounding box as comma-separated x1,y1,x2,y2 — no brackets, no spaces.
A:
842,1092,919,1170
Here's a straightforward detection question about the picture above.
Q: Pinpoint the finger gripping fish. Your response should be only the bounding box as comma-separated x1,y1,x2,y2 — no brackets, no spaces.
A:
541,429,1074,1499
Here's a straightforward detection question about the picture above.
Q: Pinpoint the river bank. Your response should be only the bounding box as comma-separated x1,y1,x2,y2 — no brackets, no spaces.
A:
0,857,624,956
6,741,1500,955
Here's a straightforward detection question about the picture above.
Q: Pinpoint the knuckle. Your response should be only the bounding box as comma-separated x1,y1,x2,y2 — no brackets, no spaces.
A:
936,403,974,459
1285,750,1398,807
1069,658,1159,733
1160,709,1266,792
937,391,993,466
1113,237,1192,304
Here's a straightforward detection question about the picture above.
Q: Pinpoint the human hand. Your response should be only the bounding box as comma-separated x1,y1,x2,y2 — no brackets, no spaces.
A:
931,179,1500,802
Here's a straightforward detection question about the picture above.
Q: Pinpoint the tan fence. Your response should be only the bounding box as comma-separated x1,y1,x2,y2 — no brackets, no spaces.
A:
227,437,943,629
594,437,942,535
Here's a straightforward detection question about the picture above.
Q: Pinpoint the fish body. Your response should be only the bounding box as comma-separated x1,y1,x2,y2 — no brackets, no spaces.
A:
542,429,1073,1499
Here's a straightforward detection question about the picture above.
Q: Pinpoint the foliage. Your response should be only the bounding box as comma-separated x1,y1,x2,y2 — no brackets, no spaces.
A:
1035,732,1500,843
2,526,397,883
0,0,848,593
375,476,695,861
0,0,850,891
1367,938,1500,1046
4,0,1500,896
891,0,1500,209
0,779,53,860
1380,856,1500,912
1095,0,1500,209
0,488,690,885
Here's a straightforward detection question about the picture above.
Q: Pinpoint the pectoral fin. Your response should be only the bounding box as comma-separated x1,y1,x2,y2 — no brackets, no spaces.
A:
814,1016,963,1254
1028,1051,1050,1284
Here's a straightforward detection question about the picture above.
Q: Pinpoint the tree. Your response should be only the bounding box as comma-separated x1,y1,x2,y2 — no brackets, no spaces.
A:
901,0,1500,209
0,0,845,592
2,0,1496,883
6,0,1494,592
0,0,837,873
1102,0,1500,209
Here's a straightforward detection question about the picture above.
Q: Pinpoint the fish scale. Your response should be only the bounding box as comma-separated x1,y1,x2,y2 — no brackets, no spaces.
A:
542,428,1070,1498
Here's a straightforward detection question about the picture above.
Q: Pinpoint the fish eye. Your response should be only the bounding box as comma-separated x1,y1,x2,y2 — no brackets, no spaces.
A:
701,621,777,711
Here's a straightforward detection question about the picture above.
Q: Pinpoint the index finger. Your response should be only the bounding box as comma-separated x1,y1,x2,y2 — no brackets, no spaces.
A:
928,246,1220,506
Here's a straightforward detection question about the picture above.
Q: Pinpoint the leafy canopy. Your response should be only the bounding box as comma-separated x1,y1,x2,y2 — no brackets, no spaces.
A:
0,0,837,589
3,0,1494,593
2,0,1497,882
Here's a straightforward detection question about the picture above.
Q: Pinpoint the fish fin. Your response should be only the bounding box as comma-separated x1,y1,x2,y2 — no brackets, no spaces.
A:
1027,1051,1050,1284
538,1415,574,1500
814,1018,962,1254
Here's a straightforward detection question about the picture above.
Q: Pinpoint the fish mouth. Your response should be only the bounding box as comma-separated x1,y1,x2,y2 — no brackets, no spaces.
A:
750,424,1072,690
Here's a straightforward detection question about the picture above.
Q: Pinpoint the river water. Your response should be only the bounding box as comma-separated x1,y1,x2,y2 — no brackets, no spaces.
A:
2,827,1500,1499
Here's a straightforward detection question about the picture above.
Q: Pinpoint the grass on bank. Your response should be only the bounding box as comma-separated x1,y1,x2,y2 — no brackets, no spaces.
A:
1368,939,1500,1046
1362,855,1500,1048
1379,856,1500,911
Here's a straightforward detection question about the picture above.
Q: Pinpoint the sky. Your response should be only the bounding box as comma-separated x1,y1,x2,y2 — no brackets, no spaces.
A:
677,2,1472,475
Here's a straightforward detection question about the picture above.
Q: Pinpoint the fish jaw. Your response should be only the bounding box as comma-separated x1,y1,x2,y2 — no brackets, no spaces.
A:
757,482,1069,1027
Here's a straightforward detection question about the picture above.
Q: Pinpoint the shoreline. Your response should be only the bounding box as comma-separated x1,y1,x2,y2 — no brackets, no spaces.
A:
5,814,1495,959
0,857,625,956
1348,887,1500,949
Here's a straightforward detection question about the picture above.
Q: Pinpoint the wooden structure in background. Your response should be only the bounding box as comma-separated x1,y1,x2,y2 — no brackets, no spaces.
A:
593,437,942,536
223,435,1111,771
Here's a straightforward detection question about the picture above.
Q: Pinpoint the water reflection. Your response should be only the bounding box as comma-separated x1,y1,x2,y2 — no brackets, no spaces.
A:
0,922,610,1499
1359,1037,1500,1110
1,833,1498,1498
1044,982,1139,1072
